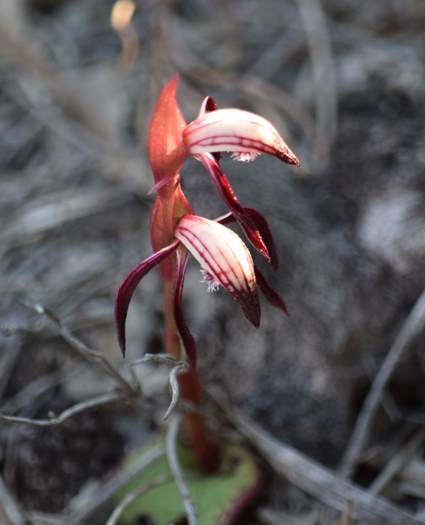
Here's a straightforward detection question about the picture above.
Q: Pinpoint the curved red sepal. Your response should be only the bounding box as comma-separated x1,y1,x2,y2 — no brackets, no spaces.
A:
235,290,261,327
148,75,187,193
115,240,179,356
173,249,197,367
197,96,218,118
216,209,279,270
255,266,289,316
197,153,272,264
243,208,279,269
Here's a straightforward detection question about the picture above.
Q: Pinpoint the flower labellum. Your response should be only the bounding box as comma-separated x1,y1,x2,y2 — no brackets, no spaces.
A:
175,215,260,327
183,108,300,166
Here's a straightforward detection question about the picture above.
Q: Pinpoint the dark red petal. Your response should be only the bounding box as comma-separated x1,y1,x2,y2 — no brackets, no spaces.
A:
235,290,261,327
115,240,179,356
255,266,289,316
173,249,197,367
197,96,218,118
243,208,279,269
216,208,279,270
197,153,271,263
197,97,220,161
215,212,234,225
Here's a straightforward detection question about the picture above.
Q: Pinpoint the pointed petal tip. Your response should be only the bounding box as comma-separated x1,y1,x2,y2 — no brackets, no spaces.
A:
242,207,279,268
277,148,300,167
237,290,261,328
115,291,128,359
198,96,218,118
119,339,126,358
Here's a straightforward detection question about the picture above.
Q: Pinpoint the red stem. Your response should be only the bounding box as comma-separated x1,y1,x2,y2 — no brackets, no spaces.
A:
162,278,219,473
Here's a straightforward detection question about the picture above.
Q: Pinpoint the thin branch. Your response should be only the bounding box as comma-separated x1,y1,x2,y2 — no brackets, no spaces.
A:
130,353,189,420
163,362,188,421
297,0,338,171
212,390,424,525
166,415,198,525
369,428,425,496
339,287,425,479
131,353,179,367
25,302,138,397
0,392,123,427
105,474,170,525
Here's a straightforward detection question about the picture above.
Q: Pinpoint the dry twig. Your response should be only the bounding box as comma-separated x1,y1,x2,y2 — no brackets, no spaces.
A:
369,428,425,496
340,287,425,479
131,353,189,420
26,303,138,397
166,414,198,525
297,0,337,171
0,392,124,427
213,392,424,525
163,362,189,421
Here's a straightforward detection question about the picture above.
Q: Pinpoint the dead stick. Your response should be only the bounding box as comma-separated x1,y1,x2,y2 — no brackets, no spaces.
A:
218,397,424,525
340,287,425,479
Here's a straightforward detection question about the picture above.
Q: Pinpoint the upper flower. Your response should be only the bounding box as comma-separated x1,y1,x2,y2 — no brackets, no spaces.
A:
183,107,300,166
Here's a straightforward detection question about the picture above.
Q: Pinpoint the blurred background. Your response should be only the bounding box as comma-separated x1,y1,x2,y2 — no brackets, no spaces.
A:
1,0,425,523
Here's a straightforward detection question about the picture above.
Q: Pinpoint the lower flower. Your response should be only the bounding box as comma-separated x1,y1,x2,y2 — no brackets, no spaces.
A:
115,214,287,366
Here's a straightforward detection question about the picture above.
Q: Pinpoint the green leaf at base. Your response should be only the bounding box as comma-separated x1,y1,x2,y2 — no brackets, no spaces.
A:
116,439,260,525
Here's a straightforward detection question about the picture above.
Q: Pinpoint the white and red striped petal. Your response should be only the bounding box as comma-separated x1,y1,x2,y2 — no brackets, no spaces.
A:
183,108,299,166
175,215,260,326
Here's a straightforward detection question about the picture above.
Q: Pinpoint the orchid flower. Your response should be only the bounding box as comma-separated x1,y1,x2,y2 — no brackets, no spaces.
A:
115,75,298,369
183,95,299,268
116,213,288,367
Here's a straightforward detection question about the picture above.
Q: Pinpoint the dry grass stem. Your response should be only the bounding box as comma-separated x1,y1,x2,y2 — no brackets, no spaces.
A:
213,391,423,525
0,392,124,427
340,287,425,479
26,303,138,397
166,414,198,525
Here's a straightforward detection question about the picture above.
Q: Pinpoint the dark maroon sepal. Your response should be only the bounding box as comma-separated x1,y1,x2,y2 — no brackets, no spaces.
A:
173,249,197,367
235,290,261,328
197,153,271,263
115,240,179,357
243,208,279,269
197,96,218,118
215,211,234,225
215,208,278,269
255,266,289,316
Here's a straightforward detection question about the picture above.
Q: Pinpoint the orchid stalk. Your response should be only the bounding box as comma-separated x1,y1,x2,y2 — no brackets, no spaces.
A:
115,75,299,473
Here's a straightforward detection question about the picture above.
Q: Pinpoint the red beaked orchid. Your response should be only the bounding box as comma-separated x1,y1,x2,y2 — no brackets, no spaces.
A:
115,76,298,369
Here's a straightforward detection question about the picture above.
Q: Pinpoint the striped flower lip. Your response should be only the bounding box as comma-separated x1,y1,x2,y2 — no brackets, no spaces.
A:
115,213,287,367
183,108,300,166
175,215,260,326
